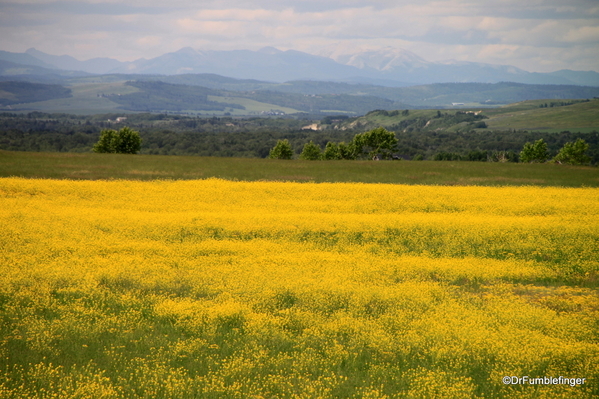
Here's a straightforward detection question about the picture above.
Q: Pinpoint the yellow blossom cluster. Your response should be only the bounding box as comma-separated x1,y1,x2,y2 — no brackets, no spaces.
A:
0,178,597,398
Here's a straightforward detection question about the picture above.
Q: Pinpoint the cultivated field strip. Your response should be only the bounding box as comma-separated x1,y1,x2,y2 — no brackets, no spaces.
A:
1,178,598,398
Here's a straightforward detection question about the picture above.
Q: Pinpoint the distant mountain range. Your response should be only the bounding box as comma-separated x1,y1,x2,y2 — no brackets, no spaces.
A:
2,46,599,116
1,46,599,87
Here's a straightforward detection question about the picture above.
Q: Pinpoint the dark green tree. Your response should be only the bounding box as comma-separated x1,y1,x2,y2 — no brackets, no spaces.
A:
337,142,357,160
434,152,462,161
352,127,398,159
93,129,118,153
554,138,590,165
323,142,341,160
300,141,323,160
114,127,143,154
520,139,548,163
269,139,293,159
93,127,142,154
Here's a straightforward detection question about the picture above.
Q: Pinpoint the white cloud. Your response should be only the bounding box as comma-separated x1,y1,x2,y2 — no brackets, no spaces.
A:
562,25,599,43
0,0,597,71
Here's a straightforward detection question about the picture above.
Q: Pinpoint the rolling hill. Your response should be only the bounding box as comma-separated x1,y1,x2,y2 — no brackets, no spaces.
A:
0,81,72,106
1,74,598,117
334,99,599,133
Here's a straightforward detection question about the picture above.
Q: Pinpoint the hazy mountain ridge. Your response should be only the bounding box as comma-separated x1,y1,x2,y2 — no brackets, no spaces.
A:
2,48,599,116
25,48,123,75
1,47,599,86
0,59,91,84
320,46,432,71
118,47,368,82
0,50,57,70
2,76,598,116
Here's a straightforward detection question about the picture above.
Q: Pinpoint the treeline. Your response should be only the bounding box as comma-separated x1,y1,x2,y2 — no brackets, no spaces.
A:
0,81,71,106
0,111,309,133
538,100,590,108
1,112,598,163
362,109,488,132
108,81,244,112
272,128,597,164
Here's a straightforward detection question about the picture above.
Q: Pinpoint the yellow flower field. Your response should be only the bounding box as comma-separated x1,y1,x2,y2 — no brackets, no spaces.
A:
0,177,598,398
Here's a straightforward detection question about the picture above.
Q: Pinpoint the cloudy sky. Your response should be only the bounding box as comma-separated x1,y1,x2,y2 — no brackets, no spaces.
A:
1,0,598,72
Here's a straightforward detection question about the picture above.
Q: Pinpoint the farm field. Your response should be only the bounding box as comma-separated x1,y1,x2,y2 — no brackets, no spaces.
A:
6,80,304,116
1,150,598,187
1,177,598,398
344,99,599,133
482,100,599,132
7,81,141,115
207,95,301,115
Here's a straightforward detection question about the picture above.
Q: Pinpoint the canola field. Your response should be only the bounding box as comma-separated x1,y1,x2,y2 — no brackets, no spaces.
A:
0,177,598,398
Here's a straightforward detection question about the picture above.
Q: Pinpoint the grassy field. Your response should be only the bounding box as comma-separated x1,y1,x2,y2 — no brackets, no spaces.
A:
9,80,305,116
1,178,597,398
1,150,598,187
1,152,598,397
344,99,599,133
10,81,140,115
483,100,599,132
208,95,301,115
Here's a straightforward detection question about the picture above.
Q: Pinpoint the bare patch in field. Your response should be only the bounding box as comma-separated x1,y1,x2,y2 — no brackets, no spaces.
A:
56,163,110,169
461,177,546,184
181,171,205,177
55,163,84,168
67,172,94,179
269,175,314,181
128,170,173,176
44,153,86,158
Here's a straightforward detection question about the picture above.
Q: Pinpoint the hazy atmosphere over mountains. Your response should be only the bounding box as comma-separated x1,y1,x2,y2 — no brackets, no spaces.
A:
2,45,599,87
1,0,598,80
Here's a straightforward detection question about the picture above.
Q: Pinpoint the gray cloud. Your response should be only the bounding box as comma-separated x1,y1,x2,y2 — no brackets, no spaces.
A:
0,0,597,72
0,1,167,15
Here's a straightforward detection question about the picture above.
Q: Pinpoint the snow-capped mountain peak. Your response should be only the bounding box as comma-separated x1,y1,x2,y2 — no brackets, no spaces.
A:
319,44,429,71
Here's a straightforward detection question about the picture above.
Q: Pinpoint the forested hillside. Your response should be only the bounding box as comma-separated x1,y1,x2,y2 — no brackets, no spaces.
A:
108,81,243,112
340,99,599,133
1,111,597,162
0,81,71,105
